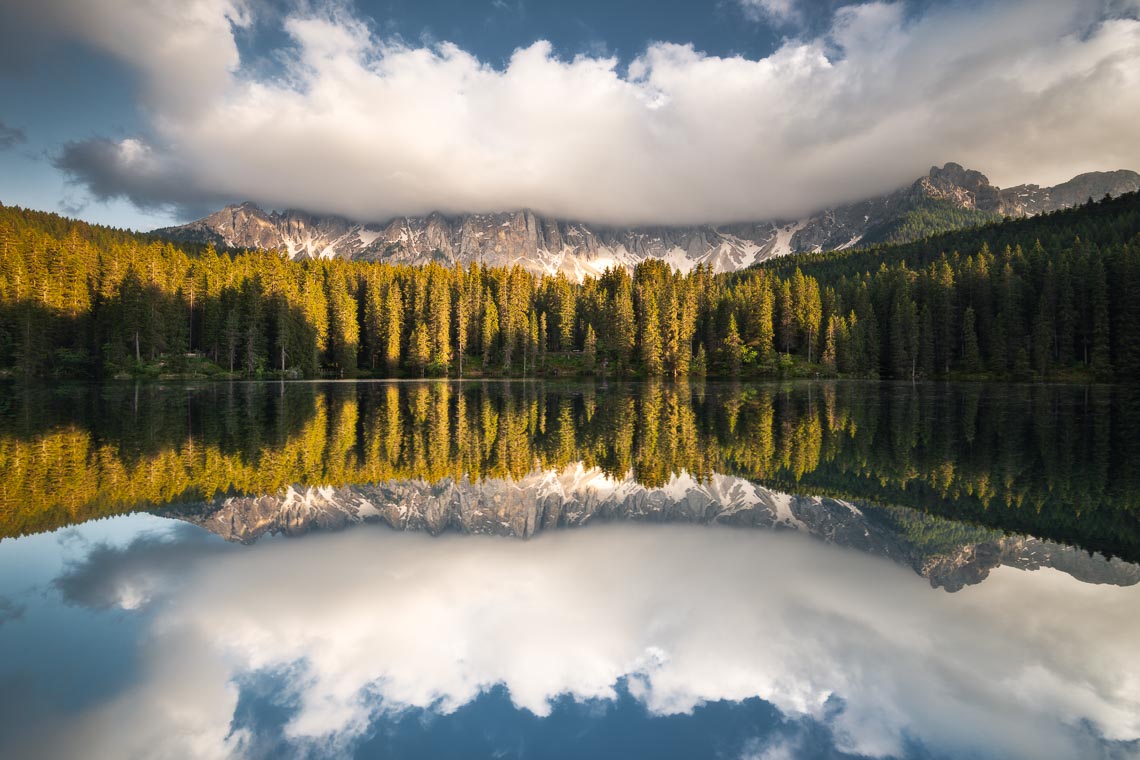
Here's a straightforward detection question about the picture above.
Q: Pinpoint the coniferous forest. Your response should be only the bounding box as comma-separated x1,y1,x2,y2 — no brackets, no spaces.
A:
1,191,1138,381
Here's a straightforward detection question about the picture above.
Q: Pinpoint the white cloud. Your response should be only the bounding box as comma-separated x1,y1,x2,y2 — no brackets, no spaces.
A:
738,0,801,25
40,0,1140,225
10,522,1140,760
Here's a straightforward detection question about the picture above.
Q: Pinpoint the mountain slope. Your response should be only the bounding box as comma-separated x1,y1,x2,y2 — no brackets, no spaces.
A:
154,164,1139,278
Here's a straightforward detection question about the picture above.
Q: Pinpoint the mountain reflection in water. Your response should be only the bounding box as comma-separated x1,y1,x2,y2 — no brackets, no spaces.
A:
173,465,1139,592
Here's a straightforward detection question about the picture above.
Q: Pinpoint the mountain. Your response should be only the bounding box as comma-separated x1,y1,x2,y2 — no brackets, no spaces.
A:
170,465,1140,593
154,164,1139,278
158,203,792,279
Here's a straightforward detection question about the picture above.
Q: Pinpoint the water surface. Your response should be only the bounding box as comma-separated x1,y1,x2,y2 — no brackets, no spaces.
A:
1,381,1137,759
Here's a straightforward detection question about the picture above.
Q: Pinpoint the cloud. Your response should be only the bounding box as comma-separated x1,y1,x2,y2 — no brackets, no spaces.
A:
53,525,231,610
53,137,222,218
0,121,25,150
490,0,525,15
0,596,25,626
37,0,1140,226
10,522,1140,760
738,0,802,25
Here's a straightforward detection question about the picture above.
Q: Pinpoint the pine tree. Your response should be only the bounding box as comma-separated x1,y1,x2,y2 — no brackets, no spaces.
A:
638,284,663,375
384,281,403,373
428,272,452,374
482,290,499,368
611,274,636,371
326,265,359,376
455,268,470,377
776,278,795,354
963,306,981,373
409,322,430,377
1090,254,1112,379
756,275,775,358
791,269,822,363
537,312,547,370
557,275,576,351
722,314,743,377
1032,269,1055,377
918,304,934,379
583,323,597,374
692,343,707,377
822,314,839,373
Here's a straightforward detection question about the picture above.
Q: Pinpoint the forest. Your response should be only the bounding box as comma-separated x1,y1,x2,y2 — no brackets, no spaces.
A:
1,191,1139,380
2,381,1137,561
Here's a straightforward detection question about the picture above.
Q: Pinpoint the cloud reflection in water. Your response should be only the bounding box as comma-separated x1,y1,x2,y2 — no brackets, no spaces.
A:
9,521,1140,760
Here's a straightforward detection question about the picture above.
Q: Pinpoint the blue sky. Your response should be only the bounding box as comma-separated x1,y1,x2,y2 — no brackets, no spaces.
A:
1,0,1138,230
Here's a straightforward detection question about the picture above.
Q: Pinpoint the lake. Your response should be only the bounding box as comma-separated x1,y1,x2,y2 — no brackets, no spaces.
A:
0,380,1137,760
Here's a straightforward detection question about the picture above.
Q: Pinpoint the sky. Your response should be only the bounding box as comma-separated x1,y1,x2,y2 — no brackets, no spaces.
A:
0,0,1138,230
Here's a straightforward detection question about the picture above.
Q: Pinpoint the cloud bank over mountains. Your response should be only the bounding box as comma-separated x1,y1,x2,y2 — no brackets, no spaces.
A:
35,0,1140,225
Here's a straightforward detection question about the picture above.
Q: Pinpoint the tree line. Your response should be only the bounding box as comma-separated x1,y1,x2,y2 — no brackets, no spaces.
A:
1,192,1138,380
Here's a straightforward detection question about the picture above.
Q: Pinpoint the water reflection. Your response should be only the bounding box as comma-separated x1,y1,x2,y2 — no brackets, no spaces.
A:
1,520,1137,760
170,466,1139,592
2,381,1139,759
2,380,1139,562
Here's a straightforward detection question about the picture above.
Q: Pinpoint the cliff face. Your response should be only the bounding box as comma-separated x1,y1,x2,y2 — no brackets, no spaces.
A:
154,165,1139,278
168,466,1140,592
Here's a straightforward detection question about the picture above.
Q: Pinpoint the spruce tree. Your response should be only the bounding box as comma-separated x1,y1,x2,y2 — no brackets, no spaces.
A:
963,306,981,374
722,314,743,377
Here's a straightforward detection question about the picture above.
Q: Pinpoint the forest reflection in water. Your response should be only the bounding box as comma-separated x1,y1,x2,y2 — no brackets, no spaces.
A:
1,379,1138,562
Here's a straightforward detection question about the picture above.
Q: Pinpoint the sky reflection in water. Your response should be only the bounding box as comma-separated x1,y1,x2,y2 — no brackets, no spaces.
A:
1,515,1138,760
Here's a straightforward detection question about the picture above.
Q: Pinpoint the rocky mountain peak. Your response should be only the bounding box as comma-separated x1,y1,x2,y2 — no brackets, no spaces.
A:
154,164,1139,279
917,162,1000,210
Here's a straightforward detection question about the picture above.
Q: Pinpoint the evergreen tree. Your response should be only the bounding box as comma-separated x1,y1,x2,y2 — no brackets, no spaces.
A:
482,290,499,367
428,272,452,374
326,265,359,376
722,314,743,377
822,314,839,373
455,268,470,377
963,306,981,373
756,275,775,358
776,278,795,353
608,272,636,371
409,322,430,377
384,281,403,373
692,343,707,377
638,284,664,375
918,304,935,379
583,323,597,374
556,275,576,351
538,312,548,370
1090,254,1112,379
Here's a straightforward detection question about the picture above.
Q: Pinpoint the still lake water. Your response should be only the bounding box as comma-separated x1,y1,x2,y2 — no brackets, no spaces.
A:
0,380,1137,759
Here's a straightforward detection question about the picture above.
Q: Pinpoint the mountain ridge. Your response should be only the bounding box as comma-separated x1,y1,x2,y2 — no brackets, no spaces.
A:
155,164,1139,278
